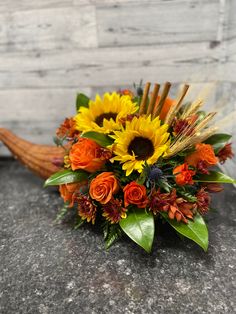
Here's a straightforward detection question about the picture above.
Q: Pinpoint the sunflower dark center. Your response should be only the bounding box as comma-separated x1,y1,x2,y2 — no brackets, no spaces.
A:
95,112,117,127
128,136,154,160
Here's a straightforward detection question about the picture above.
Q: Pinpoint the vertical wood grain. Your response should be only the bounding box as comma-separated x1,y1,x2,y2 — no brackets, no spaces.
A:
0,0,235,175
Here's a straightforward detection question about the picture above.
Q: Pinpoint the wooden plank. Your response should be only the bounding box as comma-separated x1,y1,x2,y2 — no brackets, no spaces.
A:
0,1,76,12
96,0,220,47
0,42,222,89
0,5,97,52
0,88,92,122
0,87,90,156
0,1,155,13
227,0,236,41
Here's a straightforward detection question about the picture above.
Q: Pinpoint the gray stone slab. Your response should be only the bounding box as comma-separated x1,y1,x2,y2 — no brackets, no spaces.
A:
0,159,235,314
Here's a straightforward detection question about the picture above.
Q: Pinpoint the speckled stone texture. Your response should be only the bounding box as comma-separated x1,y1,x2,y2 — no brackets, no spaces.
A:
0,159,235,314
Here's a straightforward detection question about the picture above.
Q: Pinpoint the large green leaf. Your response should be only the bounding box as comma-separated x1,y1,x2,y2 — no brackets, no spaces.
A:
204,133,231,153
81,131,114,147
195,171,236,184
161,212,208,252
44,169,88,187
76,93,90,111
119,208,154,253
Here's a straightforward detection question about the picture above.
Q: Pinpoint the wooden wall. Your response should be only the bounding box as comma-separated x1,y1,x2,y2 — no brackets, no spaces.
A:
0,0,235,173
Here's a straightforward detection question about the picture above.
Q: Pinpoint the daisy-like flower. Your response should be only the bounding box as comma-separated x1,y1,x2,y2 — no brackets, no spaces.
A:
102,198,127,224
78,195,97,224
110,115,170,176
74,92,138,134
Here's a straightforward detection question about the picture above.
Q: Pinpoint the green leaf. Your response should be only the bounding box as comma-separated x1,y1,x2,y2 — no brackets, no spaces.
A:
177,189,197,202
161,212,208,252
81,131,114,147
204,133,232,153
74,216,85,229
195,170,236,184
53,135,66,147
76,93,90,111
119,208,154,253
54,202,70,223
102,221,110,240
44,169,88,187
105,224,122,249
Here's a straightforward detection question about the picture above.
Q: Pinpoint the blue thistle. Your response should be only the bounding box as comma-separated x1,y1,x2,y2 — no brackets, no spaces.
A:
148,166,163,181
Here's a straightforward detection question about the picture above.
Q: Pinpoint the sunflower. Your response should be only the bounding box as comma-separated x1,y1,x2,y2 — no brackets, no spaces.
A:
74,92,138,134
110,116,170,176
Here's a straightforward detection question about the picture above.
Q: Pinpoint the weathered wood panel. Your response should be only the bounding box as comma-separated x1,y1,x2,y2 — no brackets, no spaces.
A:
0,6,97,52
0,0,235,175
96,0,220,47
0,0,156,13
0,42,222,89
0,88,91,155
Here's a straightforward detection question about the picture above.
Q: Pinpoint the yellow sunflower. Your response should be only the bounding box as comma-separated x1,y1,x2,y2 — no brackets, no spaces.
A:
74,92,138,134
110,116,170,176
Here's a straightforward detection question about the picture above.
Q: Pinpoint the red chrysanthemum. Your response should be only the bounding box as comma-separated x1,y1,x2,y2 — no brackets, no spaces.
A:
77,195,97,224
217,143,234,164
196,160,209,174
102,198,127,224
196,188,211,215
173,115,197,136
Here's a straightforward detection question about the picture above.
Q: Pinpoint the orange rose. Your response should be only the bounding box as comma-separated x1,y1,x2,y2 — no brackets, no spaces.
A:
123,181,149,208
173,163,195,186
89,172,119,204
59,182,86,207
69,138,105,172
185,143,218,167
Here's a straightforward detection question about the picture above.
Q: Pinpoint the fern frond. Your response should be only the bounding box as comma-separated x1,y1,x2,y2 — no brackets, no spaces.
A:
105,224,122,249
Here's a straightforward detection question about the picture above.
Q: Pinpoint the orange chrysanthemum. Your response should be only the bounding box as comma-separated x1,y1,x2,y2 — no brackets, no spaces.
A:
185,143,218,168
56,117,78,139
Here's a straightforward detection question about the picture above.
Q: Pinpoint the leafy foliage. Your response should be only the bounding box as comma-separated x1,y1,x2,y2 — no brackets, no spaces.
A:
53,135,67,147
196,171,236,184
76,93,90,111
120,208,155,253
44,169,89,186
177,189,197,202
74,216,85,229
81,131,114,147
54,202,70,223
204,133,232,154
161,212,208,252
103,223,123,249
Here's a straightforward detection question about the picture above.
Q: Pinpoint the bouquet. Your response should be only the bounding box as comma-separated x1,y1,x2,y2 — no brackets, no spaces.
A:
44,82,235,253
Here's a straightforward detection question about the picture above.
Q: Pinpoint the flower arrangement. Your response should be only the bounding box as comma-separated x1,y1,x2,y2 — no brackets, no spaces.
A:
45,82,235,253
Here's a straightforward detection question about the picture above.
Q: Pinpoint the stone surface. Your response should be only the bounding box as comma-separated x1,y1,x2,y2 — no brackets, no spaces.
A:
0,159,235,314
